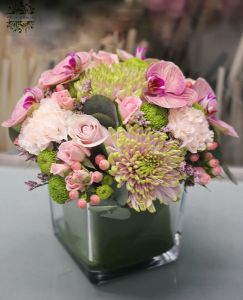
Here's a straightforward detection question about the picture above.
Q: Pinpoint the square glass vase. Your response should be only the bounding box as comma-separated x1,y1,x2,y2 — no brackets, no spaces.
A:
50,189,186,284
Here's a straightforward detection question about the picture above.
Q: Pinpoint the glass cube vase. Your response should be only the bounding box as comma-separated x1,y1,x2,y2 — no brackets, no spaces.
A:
50,188,186,284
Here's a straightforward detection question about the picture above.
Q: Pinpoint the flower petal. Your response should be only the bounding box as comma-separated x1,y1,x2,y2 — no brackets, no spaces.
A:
147,61,185,95
208,117,239,137
193,77,215,101
145,87,197,108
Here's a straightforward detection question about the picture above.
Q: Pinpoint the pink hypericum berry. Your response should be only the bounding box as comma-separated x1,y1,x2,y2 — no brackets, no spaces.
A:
190,154,199,162
71,162,81,170
77,199,87,209
92,171,103,183
99,159,110,171
205,152,213,161
208,159,219,168
90,194,100,206
207,142,218,151
69,190,79,200
95,154,106,165
200,173,211,185
212,166,222,176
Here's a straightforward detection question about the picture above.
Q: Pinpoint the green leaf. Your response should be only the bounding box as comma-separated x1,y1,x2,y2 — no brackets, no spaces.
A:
82,158,96,169
88,205,118,213
92,112,116,128
113,184,128,206
89,205,131,220
83,95,119,128
8,126,21,143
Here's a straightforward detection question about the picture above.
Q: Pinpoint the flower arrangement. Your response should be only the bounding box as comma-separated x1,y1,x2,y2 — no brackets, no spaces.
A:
2,49,238,213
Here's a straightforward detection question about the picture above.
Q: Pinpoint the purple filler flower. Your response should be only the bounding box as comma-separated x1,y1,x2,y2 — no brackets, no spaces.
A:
144,61,197,108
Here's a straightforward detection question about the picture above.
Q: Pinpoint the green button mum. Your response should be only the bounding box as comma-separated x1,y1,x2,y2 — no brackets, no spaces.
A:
36,149,56,174
96,185,113,200
141,102,168,130
49,175,69,204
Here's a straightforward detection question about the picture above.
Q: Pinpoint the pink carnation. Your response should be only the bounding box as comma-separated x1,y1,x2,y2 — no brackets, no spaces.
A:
116,96,142,124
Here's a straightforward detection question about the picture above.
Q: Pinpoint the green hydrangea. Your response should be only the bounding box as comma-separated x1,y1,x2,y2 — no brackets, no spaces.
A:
49,175,69,204
141,102,168,130
101,174,113,186
37,149,56,174
96,185,113,200
74,58,148,100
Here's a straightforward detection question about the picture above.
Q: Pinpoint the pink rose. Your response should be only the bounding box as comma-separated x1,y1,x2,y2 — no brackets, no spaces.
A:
194,167,211,185
116,96,142,124
52,89,74,110
65,170,92,191
92,51,119,66
67,114,109,148
50,163,70,177
57,141,90,165
1,87,43,128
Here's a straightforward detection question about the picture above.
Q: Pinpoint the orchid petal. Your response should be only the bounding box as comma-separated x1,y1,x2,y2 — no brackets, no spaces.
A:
208,117,239,137
147,61,185,95
145,87,197,108
193,77,215,101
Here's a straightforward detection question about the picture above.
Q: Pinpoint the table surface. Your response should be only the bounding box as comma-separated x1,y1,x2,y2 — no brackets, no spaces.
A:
0,165,243,300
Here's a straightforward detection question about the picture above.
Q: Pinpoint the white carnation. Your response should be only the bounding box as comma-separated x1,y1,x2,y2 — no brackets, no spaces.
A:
18,99,72,155
168,106,214,153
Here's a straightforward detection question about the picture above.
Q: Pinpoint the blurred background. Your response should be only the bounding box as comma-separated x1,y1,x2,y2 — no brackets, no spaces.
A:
0,0,242,165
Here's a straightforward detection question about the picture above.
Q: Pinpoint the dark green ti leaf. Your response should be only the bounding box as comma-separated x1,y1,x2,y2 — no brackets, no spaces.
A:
8,126,21,143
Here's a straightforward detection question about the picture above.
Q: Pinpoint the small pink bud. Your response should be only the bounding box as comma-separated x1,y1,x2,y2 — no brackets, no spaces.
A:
212,166,222,176
205,152,213,161
90,194,100,206
77,199,87,209
186,80,193,88
92,171,103,183
56,84,64,91
71,162,81,170
190,154,199,162
95,154,106,165
99,159,110,171
69,190,79,200
207,142,218,151
208,159,219,168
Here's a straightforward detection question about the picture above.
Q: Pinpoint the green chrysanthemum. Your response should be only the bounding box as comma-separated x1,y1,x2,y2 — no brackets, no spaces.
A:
141,102,168,129
49,175,69,204
37,149,56,174
96,185,113,200
107,125,186,212
101,174,114,186
74,58,148,100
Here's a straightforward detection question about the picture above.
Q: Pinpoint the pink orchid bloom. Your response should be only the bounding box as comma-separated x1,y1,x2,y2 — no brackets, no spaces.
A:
192,78,238,137
38,52,90,88
144,61,197,108
135,46,147,60
1,87,43,128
